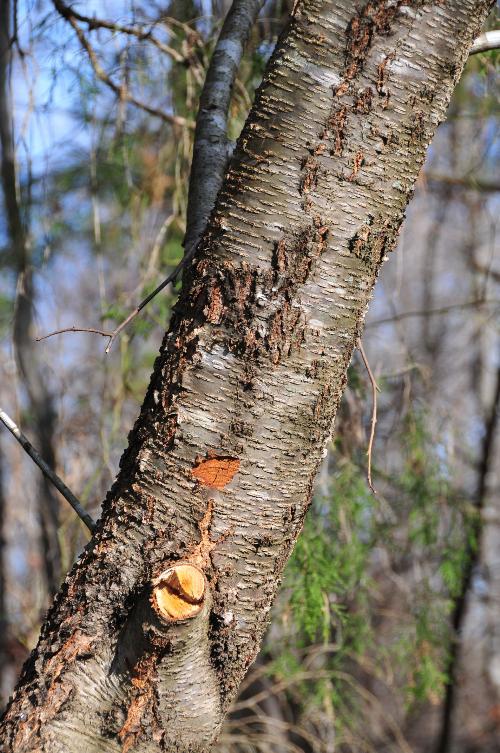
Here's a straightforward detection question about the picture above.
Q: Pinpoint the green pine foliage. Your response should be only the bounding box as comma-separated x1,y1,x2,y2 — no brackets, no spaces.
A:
285,461,375,647
269,406,475,742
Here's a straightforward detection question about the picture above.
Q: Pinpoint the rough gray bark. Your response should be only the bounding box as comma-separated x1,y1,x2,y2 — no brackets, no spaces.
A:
0,0,62,597
0,0,493,751
185,0,266,256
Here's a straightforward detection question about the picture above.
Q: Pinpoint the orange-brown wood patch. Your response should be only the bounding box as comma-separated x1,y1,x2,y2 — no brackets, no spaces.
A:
118,654,156,753
192,457,240,489
152,564,205,622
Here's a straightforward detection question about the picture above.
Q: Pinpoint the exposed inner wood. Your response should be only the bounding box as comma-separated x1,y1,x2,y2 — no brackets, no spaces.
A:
152,564,206,621
192,456,241,489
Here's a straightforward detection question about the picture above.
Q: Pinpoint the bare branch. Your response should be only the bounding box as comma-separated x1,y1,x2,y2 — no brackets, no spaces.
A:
425,172,500,193
52,0,185,63
39,1,264,352
470,30,500,55
0,409,96,533
52,0,194,129
367,298,500,328
357,340,381,495
184,0,266,254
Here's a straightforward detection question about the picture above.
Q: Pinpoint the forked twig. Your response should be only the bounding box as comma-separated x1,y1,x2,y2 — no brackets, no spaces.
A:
0,409,96,532
357,339,381,494
37,245,196,353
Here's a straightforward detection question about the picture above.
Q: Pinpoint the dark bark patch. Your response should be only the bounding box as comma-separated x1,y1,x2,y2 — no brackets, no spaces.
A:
418,83,436,103
321,1,422,159
267,302,304,365
299,155,319,194
229,418,253,438
192,457,240,489
349,213,404,267
344,1,407,82
349,222,373,265
377,52,395,100
202,222,328,365
117,654,157,753
272,221,329,286
205,283,224,324
353,86,374,113
348,151,365,181
9,628,94,750
408,110,426,142
325,104,348,156
305,358,323,379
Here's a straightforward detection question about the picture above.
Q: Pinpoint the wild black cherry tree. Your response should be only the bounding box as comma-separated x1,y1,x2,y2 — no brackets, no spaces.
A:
0,0,494,751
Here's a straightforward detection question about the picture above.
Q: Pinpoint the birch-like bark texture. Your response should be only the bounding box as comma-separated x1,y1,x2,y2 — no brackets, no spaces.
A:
0,1,493,751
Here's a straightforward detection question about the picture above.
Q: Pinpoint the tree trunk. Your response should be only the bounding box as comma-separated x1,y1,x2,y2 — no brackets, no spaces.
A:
0,0,492,750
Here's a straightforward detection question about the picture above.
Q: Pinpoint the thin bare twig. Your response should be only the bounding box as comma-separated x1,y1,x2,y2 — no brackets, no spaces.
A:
0,409,96,533
357,339,381,495
36,325,114,346
37,245,196,353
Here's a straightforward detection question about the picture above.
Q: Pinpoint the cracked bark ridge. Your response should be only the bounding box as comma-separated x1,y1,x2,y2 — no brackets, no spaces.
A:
0,1,494,751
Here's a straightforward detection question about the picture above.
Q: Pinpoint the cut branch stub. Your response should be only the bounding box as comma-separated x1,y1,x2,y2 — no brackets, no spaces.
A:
152,564,206,622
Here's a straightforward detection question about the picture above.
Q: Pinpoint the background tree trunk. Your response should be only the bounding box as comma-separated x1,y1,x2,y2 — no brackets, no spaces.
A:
0,0,62,599
0,0,493,751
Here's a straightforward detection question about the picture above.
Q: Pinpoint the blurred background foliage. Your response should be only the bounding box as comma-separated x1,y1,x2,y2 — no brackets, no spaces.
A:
0,1,499,751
